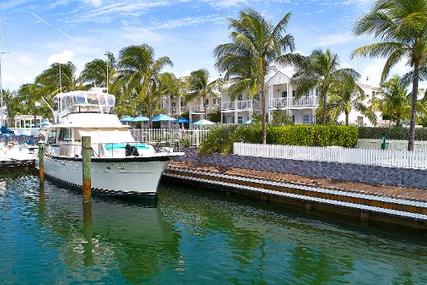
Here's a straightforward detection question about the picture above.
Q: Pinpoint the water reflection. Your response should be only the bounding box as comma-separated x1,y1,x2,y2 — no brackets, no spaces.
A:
0,172,426,284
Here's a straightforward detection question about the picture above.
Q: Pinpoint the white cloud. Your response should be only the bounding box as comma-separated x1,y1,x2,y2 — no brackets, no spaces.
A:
317,32,355,47
82,0,102,7
155,15,224,29
359,58,411,87
47,50,74,64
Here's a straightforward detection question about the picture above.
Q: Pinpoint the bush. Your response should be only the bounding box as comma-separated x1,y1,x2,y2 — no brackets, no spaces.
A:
200,124,358,154
359,127,427,140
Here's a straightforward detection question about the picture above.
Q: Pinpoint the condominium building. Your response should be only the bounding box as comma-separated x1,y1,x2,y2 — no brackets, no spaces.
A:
220,69,381,126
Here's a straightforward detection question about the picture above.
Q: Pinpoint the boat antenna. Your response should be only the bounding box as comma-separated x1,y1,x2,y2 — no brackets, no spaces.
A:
105,52,109,93
59,63,62,93
0,19,8,127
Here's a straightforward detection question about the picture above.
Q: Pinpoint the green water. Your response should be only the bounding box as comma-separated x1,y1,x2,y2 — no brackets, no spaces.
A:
0,172,426,284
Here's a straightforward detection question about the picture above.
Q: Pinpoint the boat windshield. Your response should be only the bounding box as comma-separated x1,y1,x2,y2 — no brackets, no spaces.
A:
55,90,116,117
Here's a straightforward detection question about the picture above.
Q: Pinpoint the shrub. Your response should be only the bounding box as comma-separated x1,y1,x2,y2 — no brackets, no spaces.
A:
358,127,427,140
200,124,358,154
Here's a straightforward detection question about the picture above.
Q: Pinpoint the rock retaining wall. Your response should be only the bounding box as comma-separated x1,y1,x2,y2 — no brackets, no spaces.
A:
178,148,427,190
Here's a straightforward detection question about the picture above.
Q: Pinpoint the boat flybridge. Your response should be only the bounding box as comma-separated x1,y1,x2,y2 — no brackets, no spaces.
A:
39,88,184,196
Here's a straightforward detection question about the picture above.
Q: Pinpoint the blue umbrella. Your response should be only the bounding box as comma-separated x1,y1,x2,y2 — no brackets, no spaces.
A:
132,115,149,122
175,117,190,124
152,114,176,122
120,116,134,122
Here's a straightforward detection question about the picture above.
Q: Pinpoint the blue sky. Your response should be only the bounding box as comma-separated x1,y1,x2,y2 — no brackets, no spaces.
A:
0,0,416,90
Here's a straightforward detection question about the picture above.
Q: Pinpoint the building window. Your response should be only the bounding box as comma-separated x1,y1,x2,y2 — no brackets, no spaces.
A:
357,116,364,126
204,99,209,105
292,90,296,97
238,116,243,124
282,91,288,98
213,98,217,104
303,115,310,124
238,94,243,101
371,91,376,99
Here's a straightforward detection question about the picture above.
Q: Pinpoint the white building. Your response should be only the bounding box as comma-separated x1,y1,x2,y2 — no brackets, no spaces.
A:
220,69,381,126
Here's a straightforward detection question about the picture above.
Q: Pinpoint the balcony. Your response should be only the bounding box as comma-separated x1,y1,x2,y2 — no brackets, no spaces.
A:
269,96,318,109
269,97,288,108
189,104,219,114
221,100,259,111
292,96,318,107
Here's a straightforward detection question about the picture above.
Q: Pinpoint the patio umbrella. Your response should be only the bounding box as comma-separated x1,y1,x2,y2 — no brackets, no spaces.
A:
120,116,134,123
193,119,215,126
152,114,176,122
132,115,149,122
175,117,190,124
244,119,253,124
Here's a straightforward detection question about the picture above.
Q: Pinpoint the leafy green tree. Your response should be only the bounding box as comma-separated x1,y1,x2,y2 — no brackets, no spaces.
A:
118,44,173,127
185,69,221,119
292,49,360,124
35,62,80,95
372,75,411,127
352,0,427,150
79,52,117,91
328,77,375,125
214,8,297,144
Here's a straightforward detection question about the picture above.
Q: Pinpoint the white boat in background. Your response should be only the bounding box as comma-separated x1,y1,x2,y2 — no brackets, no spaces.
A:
39,88,184,196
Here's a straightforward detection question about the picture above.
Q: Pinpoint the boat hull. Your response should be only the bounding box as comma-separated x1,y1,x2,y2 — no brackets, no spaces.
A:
42,156,170,195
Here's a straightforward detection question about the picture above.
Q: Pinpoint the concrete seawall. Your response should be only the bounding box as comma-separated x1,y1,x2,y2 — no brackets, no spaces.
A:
177,148,427,190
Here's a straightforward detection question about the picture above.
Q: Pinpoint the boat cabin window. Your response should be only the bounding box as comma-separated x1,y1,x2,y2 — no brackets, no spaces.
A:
58,128,72,142
54,90,116,117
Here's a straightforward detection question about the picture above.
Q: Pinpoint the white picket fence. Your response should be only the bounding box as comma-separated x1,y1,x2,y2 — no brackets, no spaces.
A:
233,143,427,169
131,129,209,147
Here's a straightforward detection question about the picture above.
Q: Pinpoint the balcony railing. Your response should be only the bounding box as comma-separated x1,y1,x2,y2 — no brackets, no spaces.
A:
269,97,288,108
221,100,259,111
189,104,219,114
269,96,318,108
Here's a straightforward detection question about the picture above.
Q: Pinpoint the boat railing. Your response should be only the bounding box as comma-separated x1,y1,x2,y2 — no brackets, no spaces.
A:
45,141,178,159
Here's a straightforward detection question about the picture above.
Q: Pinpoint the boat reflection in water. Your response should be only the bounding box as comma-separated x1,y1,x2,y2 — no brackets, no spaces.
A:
36,179,181,284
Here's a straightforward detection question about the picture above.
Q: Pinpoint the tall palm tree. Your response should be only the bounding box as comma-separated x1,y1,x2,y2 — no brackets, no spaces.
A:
36,62,80,94
292,49,360,124
158,72,183,115
352,0,427,151
79,52,117,91
373,75,411,127
185,69,221,119
118,44,173,128
328,77,376,125
214,9,297,144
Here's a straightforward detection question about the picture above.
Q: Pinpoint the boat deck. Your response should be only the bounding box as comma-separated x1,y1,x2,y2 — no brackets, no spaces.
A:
164,161,427,229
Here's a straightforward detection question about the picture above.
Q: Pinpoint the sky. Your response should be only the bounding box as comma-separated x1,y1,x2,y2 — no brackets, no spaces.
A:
0,0,419,90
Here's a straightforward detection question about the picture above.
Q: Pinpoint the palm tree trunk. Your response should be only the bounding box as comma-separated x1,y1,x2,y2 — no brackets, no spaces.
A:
345,111,349,126
321,92,327,124
408,61,419,151
261,86,267,144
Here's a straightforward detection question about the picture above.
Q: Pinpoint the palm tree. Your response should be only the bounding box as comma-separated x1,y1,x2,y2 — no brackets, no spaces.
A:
352,0,427,151
292,49,360,124
158,72,183,115
214,9,297,144
79,52,117,91
117,44,173,128
373,75,411,127
328,77,376,125
36,62,80,94
185,69,221,119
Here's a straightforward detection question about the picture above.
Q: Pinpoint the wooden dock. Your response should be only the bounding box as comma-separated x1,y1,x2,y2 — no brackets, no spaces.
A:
164,161,427,230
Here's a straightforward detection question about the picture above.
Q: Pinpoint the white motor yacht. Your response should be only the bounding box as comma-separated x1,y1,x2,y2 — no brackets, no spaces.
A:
38,88,183,196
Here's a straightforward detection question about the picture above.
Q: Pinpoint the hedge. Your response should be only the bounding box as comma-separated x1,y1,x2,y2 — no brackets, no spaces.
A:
199,124,358,155
358,127,427,141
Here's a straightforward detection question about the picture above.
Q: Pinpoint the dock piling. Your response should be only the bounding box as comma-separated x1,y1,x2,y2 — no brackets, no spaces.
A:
38,140,45,182
82,136,92,204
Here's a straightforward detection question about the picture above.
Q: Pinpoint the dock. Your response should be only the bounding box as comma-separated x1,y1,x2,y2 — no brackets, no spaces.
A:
164,161,427,230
